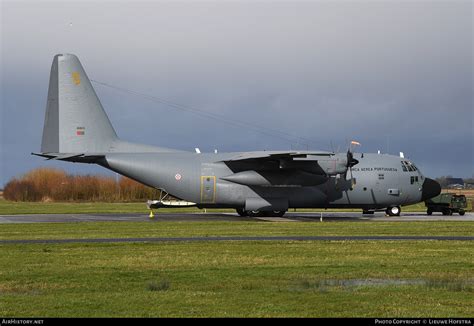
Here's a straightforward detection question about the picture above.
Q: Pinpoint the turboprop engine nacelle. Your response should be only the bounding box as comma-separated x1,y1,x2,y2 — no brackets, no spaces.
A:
303,152,356,176
220,170,328,187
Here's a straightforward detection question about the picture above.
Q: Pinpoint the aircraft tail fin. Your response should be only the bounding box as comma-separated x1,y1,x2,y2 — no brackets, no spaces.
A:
41,54,118,154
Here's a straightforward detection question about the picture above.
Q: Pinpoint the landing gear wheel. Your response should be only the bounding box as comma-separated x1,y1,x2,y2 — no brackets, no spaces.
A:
459,210,465,216
427,209,432,216
442,208,452,216
236,208,248,217
268,210,286,217
386,206,401,216
247,210,264,217
246,210,287,217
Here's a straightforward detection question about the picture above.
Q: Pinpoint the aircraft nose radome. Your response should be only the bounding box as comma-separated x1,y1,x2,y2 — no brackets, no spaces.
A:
421,178,441,201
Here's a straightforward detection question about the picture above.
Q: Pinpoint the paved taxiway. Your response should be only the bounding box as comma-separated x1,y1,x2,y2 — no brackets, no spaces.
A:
0,211,472,224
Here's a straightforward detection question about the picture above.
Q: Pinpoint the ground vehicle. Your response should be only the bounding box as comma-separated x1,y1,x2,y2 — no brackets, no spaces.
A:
425,193,467,216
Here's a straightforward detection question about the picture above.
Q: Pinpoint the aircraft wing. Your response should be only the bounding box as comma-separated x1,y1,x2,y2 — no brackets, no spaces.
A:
221,150,334,162
218,150,349,178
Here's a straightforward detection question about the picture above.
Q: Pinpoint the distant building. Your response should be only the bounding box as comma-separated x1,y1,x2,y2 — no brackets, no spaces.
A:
446,178,464,189
464,182,474,189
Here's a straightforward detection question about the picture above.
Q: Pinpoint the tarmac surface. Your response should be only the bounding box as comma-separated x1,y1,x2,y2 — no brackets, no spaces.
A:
1,212,472,244
0,211,472,224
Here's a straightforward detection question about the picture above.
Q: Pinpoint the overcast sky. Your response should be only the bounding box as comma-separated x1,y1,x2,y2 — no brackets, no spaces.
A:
1,0,473,186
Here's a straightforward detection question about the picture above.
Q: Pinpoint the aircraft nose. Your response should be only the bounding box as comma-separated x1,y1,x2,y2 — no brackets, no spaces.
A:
421,178,441,201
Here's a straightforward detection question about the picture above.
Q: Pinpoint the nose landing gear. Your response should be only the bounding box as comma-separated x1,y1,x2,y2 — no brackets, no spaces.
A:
386,206,401,216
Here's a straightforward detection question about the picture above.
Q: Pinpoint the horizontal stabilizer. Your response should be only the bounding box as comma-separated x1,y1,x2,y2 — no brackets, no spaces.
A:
31,152,104,163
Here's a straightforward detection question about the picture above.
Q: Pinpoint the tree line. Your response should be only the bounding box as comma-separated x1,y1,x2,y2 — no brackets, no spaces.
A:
4,169,472,202
435,176,474,188
3,168,162,202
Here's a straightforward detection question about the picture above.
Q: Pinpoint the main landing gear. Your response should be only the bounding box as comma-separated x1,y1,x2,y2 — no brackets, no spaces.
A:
236,209,286,218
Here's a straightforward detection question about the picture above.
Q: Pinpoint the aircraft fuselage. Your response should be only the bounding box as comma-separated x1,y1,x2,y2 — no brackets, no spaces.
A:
101,151,437,211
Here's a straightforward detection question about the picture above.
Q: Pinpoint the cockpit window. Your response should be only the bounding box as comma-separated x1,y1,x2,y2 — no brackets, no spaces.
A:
402,160,418,172
404,161,411,171
401,161,408,172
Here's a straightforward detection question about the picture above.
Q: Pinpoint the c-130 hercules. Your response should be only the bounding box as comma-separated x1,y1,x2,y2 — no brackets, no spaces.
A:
34,54,441,217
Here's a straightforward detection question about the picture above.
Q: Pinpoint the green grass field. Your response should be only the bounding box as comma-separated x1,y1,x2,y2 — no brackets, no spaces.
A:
0,220,473,240
0,199,160,215
0,221,473,317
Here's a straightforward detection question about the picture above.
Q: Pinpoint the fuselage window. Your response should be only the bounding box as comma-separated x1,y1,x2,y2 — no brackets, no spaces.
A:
378,174,384,180
410,176,415,184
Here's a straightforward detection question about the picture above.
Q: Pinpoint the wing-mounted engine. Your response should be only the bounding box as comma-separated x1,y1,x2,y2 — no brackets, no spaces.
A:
221,170,327,187
218,150,357,187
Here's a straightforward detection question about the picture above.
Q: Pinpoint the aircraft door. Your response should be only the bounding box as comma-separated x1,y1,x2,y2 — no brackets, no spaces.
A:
200,176,216,203
200,163,216,204
374,172,401,205
369,173,385,205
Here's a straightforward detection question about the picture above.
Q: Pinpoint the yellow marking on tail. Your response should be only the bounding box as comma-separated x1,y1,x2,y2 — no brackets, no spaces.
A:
72,72,81,85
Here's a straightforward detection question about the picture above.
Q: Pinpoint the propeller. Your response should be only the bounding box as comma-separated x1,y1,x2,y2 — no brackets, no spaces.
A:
345,141,360,188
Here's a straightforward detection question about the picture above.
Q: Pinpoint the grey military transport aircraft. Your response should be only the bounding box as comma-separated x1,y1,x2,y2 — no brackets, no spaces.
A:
33,54,441,217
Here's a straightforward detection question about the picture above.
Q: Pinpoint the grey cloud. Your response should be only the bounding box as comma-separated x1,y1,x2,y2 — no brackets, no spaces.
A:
1,1,472,186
